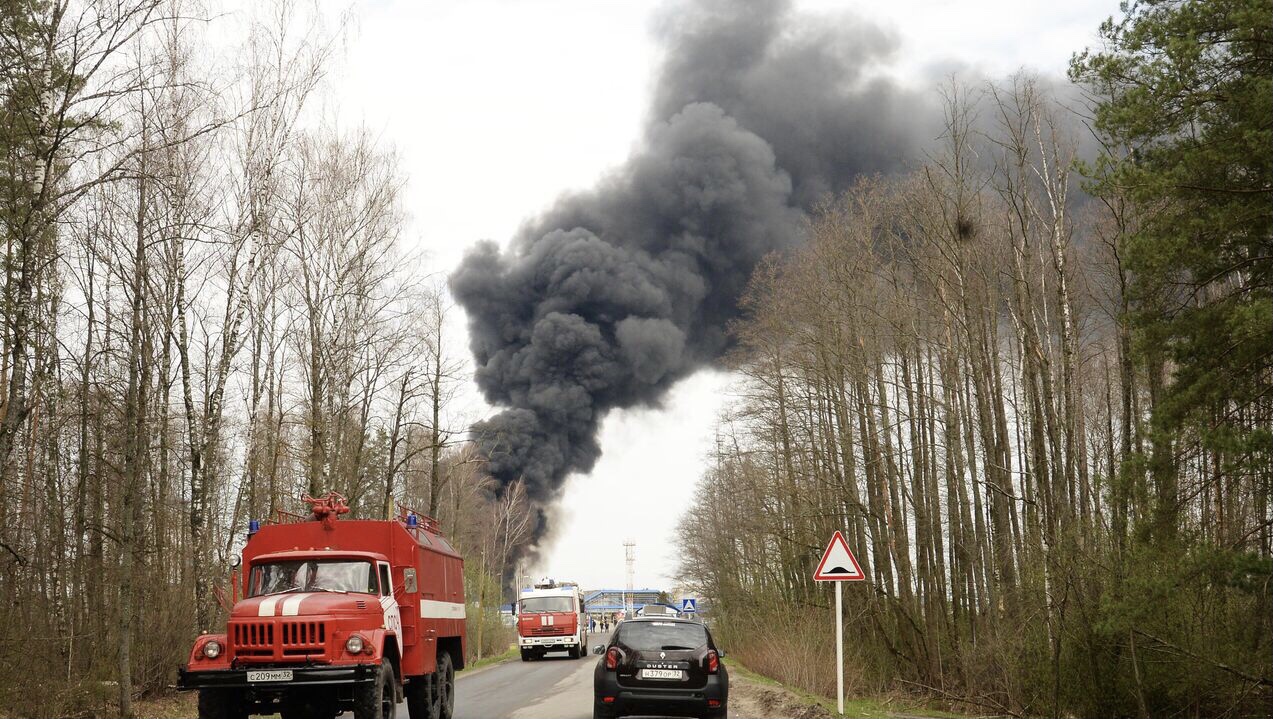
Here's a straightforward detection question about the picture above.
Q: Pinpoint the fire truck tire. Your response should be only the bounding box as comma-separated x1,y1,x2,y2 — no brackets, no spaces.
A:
353,659,396,719
568,643,580,659
520,649,532,662
197,688,246,719
404,673,439,719
436,650,455,719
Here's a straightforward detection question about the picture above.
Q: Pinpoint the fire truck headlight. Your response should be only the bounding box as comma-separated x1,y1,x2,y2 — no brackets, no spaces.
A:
202,640,222,659
345,635,365,654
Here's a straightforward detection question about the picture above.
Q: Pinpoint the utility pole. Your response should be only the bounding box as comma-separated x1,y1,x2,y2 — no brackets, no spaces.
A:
624,540,636,616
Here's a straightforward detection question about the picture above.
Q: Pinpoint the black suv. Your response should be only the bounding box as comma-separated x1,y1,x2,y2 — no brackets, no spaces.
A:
592,616,728,719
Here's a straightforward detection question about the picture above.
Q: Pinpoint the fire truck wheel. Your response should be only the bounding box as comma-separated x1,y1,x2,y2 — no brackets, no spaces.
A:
404,673,439,719
568,643,581,659
520,648,532,662
353,659,396,719
197,688,246,719
436,650,455,719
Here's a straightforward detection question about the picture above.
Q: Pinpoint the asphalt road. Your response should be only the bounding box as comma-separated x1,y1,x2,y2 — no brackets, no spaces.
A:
338,632,613,719
339,630,776,718
213,632,812,719
452,635,607,719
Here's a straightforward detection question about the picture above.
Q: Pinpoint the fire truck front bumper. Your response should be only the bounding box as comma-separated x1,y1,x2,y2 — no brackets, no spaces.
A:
177,663,379,691
520,634,579,648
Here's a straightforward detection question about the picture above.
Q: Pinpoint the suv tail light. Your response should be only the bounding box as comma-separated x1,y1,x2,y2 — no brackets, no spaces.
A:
605,647,621,670
706,650,719,674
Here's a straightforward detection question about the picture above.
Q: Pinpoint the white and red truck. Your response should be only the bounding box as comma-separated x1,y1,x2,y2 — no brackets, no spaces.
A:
178,493,466,719
516,578,588,660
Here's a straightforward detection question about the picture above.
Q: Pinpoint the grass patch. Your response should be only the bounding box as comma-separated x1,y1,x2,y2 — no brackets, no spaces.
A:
133,690,198,719
461,644,518,673
728,658,965,719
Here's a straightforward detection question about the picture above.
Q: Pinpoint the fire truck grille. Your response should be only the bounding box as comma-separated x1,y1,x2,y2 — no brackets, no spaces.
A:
232,622,274,657
526,626,571,637
281,621,326,655
231,620,327,658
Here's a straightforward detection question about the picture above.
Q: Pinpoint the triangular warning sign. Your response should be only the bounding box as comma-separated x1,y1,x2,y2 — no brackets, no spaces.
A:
814,531,866,581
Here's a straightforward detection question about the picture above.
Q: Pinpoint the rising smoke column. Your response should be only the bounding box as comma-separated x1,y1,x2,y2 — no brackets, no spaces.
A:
450,0,926,540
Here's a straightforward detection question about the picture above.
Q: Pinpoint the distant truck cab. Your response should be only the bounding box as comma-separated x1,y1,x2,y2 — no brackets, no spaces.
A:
517,578,588,660
178,493,466,719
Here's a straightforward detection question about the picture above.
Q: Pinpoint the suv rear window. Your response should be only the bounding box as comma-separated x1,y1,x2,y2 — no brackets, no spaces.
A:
617,621,708,651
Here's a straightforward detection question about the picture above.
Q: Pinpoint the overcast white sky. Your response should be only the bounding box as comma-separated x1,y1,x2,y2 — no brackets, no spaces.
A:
319,0,1119,594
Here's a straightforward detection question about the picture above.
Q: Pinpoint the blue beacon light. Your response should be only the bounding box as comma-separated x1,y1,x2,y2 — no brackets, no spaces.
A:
406,513,419,528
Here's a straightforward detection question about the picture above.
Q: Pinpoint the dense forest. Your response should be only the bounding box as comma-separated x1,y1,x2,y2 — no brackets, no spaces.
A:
0,2,532,716
676,1,1272,716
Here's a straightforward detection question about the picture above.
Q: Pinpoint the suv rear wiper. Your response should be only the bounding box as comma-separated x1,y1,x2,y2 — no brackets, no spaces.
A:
660,645,695,650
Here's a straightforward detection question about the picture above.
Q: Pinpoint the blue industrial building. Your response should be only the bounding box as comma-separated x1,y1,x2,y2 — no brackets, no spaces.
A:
583,588,662,614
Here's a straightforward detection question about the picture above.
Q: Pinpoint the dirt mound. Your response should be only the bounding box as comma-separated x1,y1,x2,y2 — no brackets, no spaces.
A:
731,677,832,719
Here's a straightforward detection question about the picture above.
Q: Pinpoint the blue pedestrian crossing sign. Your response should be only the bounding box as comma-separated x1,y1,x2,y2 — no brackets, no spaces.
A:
680,598,697,613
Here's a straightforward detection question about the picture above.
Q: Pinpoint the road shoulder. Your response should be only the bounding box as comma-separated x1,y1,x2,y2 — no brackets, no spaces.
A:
728,666,832,719
728,662,965,719
458,645,520,680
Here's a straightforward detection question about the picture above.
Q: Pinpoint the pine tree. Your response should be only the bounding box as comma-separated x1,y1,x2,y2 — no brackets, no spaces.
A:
1071,0,1273,535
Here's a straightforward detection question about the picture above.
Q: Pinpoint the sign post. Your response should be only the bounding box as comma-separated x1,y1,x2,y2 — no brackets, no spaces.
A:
813,530,866,716
835,582,842,714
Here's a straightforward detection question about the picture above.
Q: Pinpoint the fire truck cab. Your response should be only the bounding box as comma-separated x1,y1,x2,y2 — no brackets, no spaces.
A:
178,493,466,719
516,578,588,661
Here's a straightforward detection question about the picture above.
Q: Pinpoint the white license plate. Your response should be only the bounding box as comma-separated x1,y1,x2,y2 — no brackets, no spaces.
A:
247,670,293,683
640,669,684,680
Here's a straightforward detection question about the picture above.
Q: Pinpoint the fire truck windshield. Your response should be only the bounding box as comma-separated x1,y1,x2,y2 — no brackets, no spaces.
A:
519,596,574,613
248,559,378,596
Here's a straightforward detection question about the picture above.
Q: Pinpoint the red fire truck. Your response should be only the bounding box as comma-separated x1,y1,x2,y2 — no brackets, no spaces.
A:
516,578,588,660
178,493,466,719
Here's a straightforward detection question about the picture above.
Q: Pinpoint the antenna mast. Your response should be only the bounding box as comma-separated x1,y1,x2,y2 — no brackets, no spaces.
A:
623,539,636,616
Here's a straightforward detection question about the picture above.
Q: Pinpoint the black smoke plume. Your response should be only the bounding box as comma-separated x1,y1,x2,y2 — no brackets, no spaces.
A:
451,0,927,543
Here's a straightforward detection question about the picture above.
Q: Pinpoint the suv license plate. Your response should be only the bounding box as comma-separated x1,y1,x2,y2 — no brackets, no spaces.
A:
640,669,684,680
247,670,293,683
